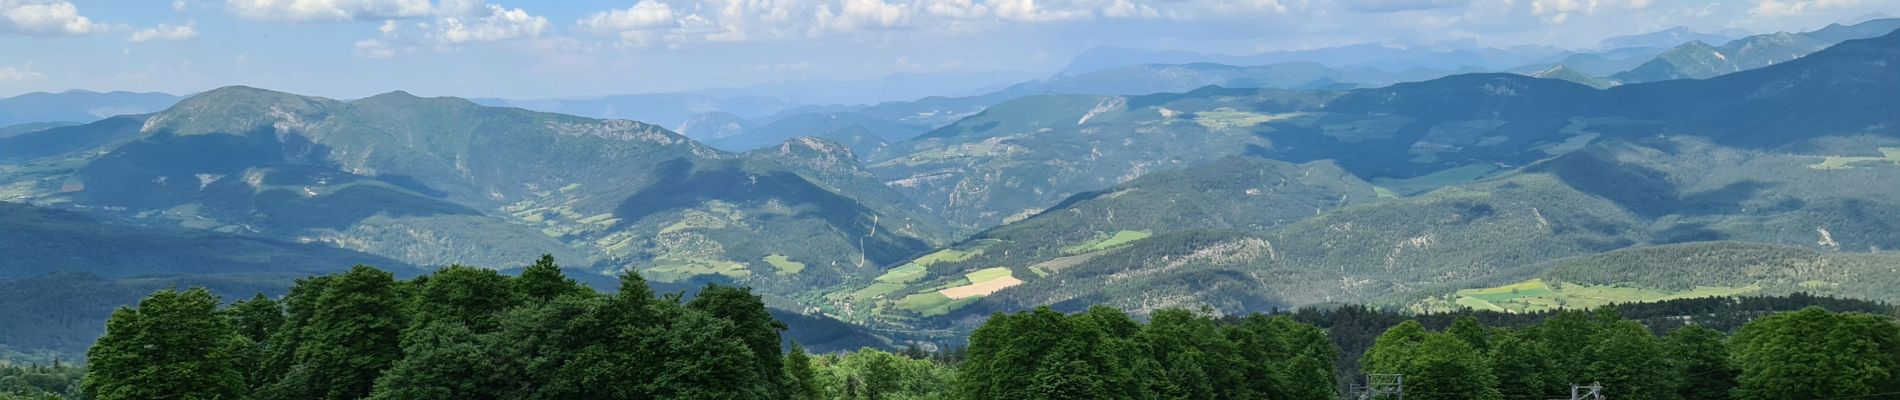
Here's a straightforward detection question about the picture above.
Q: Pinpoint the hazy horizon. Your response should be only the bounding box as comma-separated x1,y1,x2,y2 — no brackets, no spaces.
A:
0,0,1893,101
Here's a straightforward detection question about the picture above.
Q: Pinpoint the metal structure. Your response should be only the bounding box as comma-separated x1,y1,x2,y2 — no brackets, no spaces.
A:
1352,374,1402,400
1570,382,1604,400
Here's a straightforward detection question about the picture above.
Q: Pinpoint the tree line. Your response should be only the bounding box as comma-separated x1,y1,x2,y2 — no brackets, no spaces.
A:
1361,307,1900,400
61,255,1900,400
81,256,795,400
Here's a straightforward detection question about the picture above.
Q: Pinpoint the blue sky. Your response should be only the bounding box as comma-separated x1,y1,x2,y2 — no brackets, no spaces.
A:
0,0,1891,99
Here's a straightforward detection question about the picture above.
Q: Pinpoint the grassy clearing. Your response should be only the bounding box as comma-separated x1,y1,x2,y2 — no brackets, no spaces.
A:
965,267,1014,283
896,292,981,317
1318,115,1413,143
927,268,1023,300
643,258,750,282
1455,296,1505,312
914,248,979,266
763,254,805,275
1061,230,1152,254
875,263,928,283
1034,251,1103,273
852,282,905,300
1537,132,1601,156
940,276,1024,300
1809,147,1900,170
1370,164,1501,197
896,292,952,313
1430,278,1758,313
1193,109,1298,131
872,141,1014,168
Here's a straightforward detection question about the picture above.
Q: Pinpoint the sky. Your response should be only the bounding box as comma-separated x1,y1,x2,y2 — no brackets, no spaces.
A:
0,0,1892,99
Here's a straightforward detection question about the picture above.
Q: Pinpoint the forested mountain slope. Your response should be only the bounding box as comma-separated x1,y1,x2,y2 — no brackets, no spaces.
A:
839,30,1900,328
0,86,944,305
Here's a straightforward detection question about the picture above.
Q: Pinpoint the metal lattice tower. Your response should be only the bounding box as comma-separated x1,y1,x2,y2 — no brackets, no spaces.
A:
1355,374,1401,400
1570,382,1604,400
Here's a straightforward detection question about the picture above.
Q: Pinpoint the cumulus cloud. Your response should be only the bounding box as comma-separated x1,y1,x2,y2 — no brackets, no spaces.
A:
814,0,913,32
921,0,989,18
353,38,396,58
0,65,46,82
428,3,547,43
577,0,677,32
0,0,96,35
1749,0,1863,18
572,0,1191,49
1529,0,1654,17
989,0,1094,22
1342,0,1470,13
226,0,436,21
129,23,199,42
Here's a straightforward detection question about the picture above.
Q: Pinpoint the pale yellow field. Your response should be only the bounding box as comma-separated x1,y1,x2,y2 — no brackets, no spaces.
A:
939,276,1024,299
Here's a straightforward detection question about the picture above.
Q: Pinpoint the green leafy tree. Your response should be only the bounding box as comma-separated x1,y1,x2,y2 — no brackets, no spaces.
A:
1731,307,1900,400
536,273,665,400
410,265,522,332
1364,321,1501,400
1586,320,1679,400
1137,309,1245,399
226,293,285,390
959,307,1122,400
517,255,586,301
369,321,505,400
82,288,250,400
688,284,788,397
785,343,821,400
261,265,408,400
1448,316,1491,352
228,293,284,345
1534,310,1605,390
254,275,332,397
648,310,771,400
1361,320,1429,375
1489,329,1556,400
1664,325,1734,400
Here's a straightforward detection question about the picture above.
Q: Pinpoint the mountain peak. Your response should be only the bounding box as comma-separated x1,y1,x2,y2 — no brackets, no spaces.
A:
144,85,341,136
190,85,298,99
351,90,480,109
367,90,418,99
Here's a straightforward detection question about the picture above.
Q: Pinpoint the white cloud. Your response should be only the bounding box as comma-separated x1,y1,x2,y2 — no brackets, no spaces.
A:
223,0,499,21
577,0,677,32
1749,0,1862,18
353,38,396,58
815,0,913,32
922,0,989,18
428,3,547,43
0,65,46,82
226,0,435,21
1342,0,1470,13
989,0,1093,22
0,0,96,35
129,23,199,42
1529,0,1654,17
572,0,1191,48
747,61,815,71
1102,0,1159,18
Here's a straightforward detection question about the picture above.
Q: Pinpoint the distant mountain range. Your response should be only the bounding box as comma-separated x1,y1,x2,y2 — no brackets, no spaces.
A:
1597,27,1750,50
1613,18,1900,83
0,87,952,311
4,20,1900,358
1062,42,1572,75
823,29,1900,329
0,90,180,127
